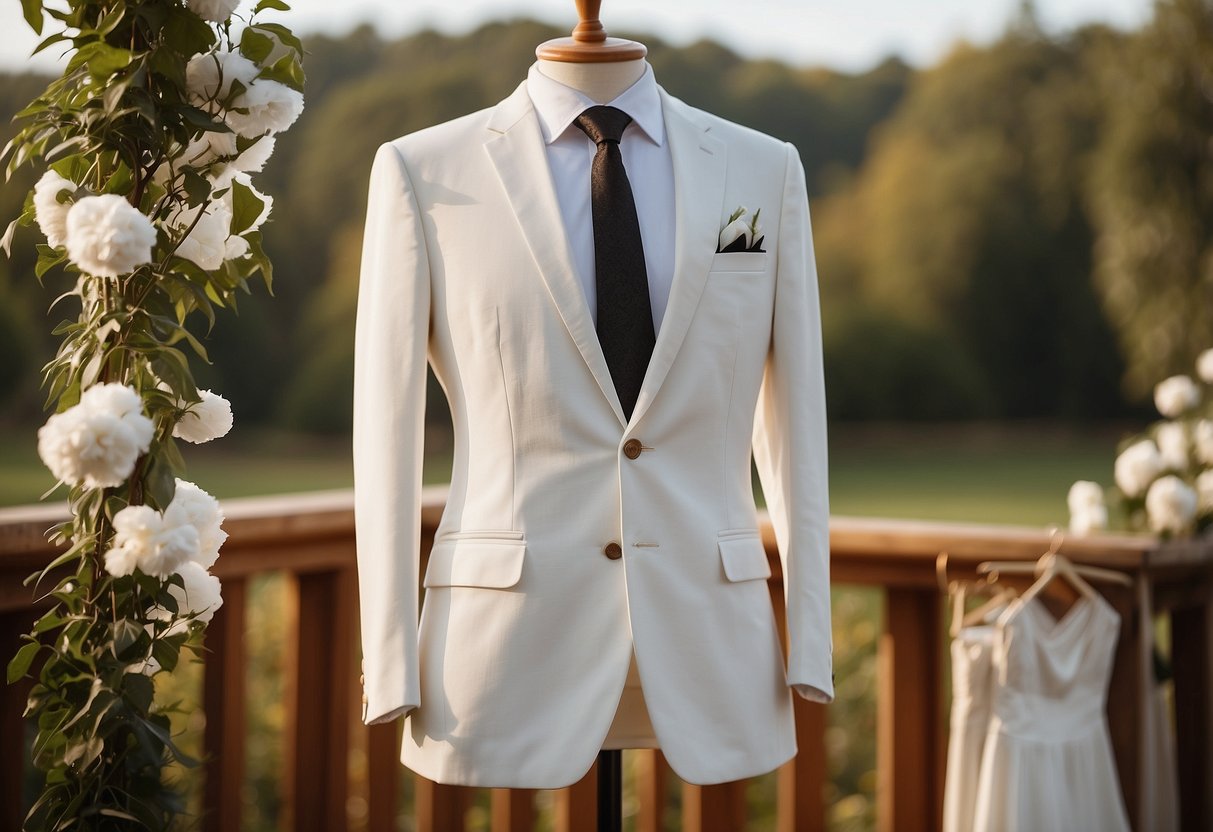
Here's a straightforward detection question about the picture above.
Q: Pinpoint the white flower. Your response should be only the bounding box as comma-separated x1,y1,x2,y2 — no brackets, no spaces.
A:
1067,480,1105,513
178,131,276,188
718,208,751,251
175,561,224,622
186,50,260,108
1197,348,1213,384
1196,420,1213,466
187,0,241,23
103,505,200,578
33,169,76,248
1070,505,1108,536
168,198,233,271
1144,475,1199,535
64,195,157,277
1155,421,1189,471
1154,374,1201,418
172,388,234,444
226,77,304,136
37,383,154,488
164,479,227,568
1196,470,1213,516
1113,439,1165,499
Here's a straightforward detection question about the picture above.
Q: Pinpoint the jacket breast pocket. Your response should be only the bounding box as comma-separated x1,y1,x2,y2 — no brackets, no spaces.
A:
423,533,527,588
717,529,772,582
709,251,770,274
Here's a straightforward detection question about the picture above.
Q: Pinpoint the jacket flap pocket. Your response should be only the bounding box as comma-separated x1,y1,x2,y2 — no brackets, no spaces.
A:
424,537,526,588
718,533,771,582
710,251,769,273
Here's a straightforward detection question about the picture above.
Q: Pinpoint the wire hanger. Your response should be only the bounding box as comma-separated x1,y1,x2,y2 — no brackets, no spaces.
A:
976,527,1131,592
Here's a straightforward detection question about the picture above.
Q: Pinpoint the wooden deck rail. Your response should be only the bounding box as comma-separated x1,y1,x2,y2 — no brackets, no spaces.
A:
1,487,1210,832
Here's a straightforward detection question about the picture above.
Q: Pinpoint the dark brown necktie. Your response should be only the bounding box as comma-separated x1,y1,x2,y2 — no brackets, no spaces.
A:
573,105,656,421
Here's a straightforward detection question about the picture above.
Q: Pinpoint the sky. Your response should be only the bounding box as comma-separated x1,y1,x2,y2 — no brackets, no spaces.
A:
0,0,1154,74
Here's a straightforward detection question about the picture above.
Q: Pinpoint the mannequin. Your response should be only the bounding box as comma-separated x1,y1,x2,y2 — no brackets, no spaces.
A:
534,4,657,828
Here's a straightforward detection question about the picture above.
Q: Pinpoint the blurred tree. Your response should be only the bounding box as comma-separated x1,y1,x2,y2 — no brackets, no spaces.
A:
1085,0,1213,400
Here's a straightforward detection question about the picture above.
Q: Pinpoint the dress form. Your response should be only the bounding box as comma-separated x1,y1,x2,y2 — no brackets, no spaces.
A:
534,56,646,103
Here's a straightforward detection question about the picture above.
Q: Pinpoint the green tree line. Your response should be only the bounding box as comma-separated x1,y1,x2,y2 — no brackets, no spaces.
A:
2,2,1209,433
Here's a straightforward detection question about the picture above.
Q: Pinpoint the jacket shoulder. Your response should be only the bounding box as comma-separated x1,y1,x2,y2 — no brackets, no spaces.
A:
379,104,496,168
666,90,792,158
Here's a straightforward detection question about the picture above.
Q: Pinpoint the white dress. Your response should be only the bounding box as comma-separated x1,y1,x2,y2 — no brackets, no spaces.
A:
972,592,1131,832
943,624,996,832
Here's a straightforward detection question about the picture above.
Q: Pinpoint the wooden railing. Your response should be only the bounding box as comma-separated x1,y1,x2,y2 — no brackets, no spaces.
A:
1,487,1210,832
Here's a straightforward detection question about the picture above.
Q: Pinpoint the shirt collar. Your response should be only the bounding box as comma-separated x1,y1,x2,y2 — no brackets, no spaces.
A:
526,59,665,147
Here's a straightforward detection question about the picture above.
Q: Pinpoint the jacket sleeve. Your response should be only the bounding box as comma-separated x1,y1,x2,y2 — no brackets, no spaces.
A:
751,140,834,704
353,140,430,725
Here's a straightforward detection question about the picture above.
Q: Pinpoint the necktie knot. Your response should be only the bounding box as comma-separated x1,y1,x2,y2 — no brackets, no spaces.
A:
574,105,633,146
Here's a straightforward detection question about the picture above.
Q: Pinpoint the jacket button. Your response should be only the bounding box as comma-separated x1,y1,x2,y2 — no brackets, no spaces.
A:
623,438,643,459
603,541,623,560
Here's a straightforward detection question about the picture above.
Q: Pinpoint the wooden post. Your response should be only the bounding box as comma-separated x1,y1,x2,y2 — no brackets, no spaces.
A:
1172,576,1213,832
878,588,943,832
415,780,471,831
682,779,747,832
202,575,248,832
491,787,536,831
366,721,400,831
555,760,598,832
777,697,827,832
636,749,667,832
283,567,357,832
0,609,32,832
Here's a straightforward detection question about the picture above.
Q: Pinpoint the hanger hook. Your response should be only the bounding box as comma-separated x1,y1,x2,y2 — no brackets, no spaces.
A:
1045,524,1065,557
936,551,950,594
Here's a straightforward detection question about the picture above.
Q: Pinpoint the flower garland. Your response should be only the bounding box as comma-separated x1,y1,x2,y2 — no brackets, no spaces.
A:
2,0,303,826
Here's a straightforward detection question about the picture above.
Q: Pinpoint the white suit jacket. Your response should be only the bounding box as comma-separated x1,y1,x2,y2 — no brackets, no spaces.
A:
353,72,834,789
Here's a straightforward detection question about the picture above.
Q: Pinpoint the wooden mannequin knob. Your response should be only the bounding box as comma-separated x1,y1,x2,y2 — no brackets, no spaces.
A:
536,0,647,63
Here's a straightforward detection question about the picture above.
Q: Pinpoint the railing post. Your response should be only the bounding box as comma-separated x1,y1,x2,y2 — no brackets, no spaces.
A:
202,575,248,832
1172,574,1213,832
777,697,827,832
1,609,33,832
636,749,668,832
554,760,598,832
414,780,472,831
682,779,747,832
490,787,536,830
366,722,400,830
283,566,357,832
878,588,943,832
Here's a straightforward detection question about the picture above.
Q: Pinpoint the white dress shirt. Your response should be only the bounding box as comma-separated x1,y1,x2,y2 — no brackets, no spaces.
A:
526,60,676,337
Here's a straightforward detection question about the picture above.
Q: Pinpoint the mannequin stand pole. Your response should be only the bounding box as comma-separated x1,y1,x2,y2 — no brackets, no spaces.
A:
597,749,622,831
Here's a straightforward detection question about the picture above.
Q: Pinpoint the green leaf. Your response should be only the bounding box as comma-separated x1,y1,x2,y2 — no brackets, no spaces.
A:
251,21,303,54
258,52,305,92
255,0,291,12
7,640,40,683
240,28,275,64
112,618,145,660
21,0,44,35
228,179,265,236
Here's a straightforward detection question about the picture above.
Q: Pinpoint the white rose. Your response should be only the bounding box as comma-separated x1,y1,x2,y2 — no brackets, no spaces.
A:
1066,480,1105,513
103,505,200,578
171,561,224,623
1144,475,1199,535
37,383,154,489
1196,469,1213,515
1069,505,1108,536
164,478,227,569
33,169,77,248
1154,374,1200,418
187,0,241,23
169,198,233,271
1196,420,1213,466
186,50,260,107
1155,421,1189,472
226,77,304,137
172,388,234,444
1113,439,1165,499
64,195,157,277
1197,348,1213,384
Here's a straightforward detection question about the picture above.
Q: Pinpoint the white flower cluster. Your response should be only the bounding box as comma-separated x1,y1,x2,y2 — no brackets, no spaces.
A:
108,478,227,675
172,388,234,443
37,383,154,488
1070,347,1213,537
33,173,159,278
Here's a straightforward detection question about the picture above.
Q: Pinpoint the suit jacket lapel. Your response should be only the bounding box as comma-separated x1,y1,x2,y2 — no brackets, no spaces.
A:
484,81,628,427
627,86,727,428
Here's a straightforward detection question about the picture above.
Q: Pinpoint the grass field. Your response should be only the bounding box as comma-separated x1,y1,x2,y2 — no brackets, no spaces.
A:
0,419,1129,524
